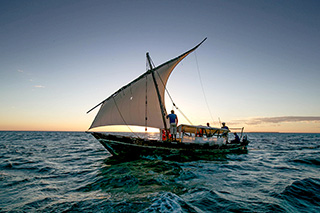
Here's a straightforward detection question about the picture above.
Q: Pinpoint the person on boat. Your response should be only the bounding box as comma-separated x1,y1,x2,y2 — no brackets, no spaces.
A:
221,122,229,130
221,122,229,143
196,128,203,137
166,110,178,141
206,123,213,137
231,132,240,144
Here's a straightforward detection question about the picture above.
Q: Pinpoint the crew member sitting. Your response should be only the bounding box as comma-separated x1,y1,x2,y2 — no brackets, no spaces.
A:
231,132,240,144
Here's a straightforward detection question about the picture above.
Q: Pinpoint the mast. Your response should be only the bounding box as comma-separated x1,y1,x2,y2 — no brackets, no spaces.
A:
146,52,168,132
88,38,207,131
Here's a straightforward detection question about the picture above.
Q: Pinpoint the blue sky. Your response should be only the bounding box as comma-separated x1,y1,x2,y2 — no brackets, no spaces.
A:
1,0,320,132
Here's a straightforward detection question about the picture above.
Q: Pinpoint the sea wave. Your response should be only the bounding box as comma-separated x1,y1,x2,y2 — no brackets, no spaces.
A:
1,132,320,212
279,178,320,212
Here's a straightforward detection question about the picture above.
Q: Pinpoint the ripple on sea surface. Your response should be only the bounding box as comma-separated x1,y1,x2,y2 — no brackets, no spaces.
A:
1,132,320,212
278,178,320,212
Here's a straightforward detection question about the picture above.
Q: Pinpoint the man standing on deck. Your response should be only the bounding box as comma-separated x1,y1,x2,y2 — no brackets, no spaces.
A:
221,122,229,130
166,110,178,141
221,122,230,143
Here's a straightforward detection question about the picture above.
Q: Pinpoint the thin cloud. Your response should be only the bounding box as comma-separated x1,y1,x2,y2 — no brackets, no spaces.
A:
232,116,320,125
18,69,24,73
33,85,45,88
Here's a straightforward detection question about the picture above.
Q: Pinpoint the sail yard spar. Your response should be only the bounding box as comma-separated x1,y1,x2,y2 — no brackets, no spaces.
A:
87,38,250,160
88,38,207,131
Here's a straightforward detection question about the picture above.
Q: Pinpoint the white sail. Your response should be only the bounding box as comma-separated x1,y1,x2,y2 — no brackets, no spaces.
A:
89,38,206,130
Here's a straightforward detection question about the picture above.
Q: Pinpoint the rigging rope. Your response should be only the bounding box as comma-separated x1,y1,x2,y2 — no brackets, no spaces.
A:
113,97,141,139
155,69,193,125
147,53,193,125
194,51,215,125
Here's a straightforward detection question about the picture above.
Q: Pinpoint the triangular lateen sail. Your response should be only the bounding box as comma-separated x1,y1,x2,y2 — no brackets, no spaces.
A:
88,38,207,130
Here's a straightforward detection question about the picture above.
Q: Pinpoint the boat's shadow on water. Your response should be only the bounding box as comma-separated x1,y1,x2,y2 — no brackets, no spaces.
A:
102,151,244,164
79,153,232,195
80,157,185,196
75,155,235,212
80,152,236,194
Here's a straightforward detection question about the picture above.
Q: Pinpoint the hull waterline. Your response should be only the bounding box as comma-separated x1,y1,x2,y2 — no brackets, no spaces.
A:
90,132,249,161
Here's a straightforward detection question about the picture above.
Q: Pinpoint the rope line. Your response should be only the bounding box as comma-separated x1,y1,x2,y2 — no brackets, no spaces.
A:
113,97,141,139
155,70,193,125
148,52,193,125
194,51,215,125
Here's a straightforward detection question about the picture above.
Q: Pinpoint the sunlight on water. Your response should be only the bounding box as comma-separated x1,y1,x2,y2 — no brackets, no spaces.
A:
0,132,319,212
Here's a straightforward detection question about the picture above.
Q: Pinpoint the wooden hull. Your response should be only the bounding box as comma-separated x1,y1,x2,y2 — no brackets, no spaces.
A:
90,132,249,161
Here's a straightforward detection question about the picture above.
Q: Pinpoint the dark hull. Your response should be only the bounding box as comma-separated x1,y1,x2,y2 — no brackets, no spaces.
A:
90,132,249,161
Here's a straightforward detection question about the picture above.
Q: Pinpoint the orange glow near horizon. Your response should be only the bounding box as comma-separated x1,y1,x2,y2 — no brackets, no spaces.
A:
1,120,319,133
1,111,319,133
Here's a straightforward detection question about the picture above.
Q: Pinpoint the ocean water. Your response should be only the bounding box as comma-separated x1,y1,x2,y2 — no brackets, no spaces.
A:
1,131,319,212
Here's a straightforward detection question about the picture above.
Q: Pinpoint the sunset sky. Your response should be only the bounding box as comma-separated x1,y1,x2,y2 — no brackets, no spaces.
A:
1,0,320,133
